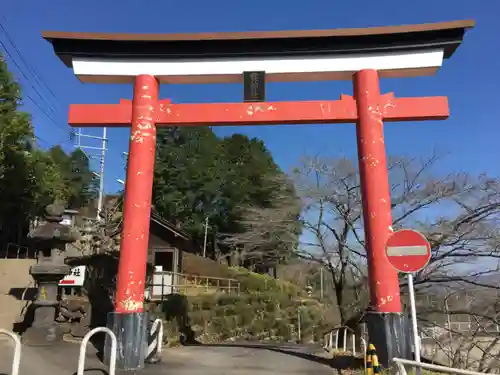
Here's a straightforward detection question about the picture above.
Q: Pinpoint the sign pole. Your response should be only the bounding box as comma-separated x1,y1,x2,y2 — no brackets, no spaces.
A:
407,273,421,375
385,228,431,374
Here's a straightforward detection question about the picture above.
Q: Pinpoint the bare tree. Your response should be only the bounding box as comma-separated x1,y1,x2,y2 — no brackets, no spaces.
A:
71,195,123,256
292,153,500,328
415,286,500,372
292,156,366,324
220,174,301,268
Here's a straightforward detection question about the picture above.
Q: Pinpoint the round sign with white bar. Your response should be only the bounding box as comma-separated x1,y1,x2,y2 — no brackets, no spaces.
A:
385,229,431,273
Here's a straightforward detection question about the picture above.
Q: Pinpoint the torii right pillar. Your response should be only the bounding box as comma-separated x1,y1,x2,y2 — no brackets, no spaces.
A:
353,69,410,365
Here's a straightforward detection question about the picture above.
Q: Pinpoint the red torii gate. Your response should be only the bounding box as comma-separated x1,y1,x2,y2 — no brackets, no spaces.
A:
70,77,448,315
43,19,473,369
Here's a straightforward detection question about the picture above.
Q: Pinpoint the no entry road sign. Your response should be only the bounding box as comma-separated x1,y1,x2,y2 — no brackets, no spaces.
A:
385,229,431,273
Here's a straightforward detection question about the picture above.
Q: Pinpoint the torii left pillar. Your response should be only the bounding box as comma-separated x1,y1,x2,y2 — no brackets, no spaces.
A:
105,75,160,371
70,71,449,370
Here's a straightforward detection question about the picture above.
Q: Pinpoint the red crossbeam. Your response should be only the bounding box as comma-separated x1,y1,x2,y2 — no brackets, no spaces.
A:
68,94,449,127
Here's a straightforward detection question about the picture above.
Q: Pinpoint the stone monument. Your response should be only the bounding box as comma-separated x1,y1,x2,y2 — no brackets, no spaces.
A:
23,203,80,346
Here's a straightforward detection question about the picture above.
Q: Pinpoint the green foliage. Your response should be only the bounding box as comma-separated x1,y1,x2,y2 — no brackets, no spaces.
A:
153,126,301,262
228,266,302,297
154,127,223,239
0,55,39,244
47,146,97,208
154,267,337,345
0,54,98,247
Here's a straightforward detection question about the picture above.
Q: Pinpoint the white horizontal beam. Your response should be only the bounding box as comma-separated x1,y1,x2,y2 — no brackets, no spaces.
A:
387,245,428,256
72,49,444,84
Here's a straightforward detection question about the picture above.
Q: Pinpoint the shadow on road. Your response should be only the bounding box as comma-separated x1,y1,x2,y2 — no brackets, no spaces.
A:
70,368,109,375
70,369,108,375
197,342,364,373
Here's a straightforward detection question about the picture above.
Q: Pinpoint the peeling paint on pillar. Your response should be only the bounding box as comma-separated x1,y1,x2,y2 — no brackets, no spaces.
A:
353,69,401,314
114,74,158,313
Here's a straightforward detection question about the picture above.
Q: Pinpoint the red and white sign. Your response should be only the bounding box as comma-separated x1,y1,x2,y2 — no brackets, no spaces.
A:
385,229,431,273
59,266,86,286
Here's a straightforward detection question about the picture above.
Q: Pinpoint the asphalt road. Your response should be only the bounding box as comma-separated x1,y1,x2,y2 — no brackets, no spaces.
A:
0,340,337,375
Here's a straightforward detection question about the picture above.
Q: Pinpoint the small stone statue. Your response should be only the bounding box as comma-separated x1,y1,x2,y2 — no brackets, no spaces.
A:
23,203,80,346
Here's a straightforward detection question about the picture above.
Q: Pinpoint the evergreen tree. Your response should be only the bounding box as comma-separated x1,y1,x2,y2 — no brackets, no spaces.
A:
0,54,92,248
0,54,41,245
48,146,97,209
153,126,301,262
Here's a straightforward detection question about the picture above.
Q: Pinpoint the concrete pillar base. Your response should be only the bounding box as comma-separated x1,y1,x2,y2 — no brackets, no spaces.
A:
366,311,412,367
104,311,149,371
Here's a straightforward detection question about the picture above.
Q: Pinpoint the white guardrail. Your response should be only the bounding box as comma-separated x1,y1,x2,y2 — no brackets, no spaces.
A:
78,327,117,375
0,329,22,375
0,319,163,375
324,326,367,374
393,358,491,375
0,324,164,375
323,326,366,357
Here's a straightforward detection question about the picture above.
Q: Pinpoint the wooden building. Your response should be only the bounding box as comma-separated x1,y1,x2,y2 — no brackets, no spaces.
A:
146,211,199,299
64,206,201,301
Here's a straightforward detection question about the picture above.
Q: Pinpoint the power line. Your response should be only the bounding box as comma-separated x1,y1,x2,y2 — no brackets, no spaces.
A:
34,135,51,148
0,23,69,136
0,18,64,112
74,128,108,220
0,37,56,115
0,39,68,135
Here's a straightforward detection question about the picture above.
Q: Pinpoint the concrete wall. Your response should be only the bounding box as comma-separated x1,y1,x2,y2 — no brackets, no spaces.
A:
0,259,36,332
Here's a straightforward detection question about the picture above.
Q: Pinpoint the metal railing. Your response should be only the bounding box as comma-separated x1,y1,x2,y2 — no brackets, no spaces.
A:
145,272,240,300
323,326,366,357
1,243,36,259
0,329,22,375
393,357,490,375
78,327,117,375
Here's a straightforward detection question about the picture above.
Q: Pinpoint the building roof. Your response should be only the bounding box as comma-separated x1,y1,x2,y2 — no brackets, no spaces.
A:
42,20,474,84
79,197,192,241
150,211,191,241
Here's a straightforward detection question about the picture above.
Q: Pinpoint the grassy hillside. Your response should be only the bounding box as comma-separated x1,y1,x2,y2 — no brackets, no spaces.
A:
151,254,338,346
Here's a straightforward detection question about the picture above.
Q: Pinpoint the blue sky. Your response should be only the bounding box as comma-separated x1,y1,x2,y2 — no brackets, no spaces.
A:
1,0,499,195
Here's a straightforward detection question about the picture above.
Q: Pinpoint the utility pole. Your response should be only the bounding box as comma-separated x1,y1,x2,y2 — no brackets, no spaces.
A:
320,266,324,299
96,127,107,220
297,305,302,343
202,216,209,257
73,127,108,220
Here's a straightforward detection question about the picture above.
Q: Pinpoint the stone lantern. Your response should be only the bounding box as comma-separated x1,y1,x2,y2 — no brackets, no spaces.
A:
23,203,80,346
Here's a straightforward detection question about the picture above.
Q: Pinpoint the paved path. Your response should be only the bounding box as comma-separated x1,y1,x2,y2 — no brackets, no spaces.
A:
164,343,335,375
0,340,338,375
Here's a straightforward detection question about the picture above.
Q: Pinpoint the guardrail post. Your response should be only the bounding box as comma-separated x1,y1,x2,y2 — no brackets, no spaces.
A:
78,327,117,375
342,327,347,351
392,357,491,375
323,326,365,358
146,318,164,364
0,329,22,375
